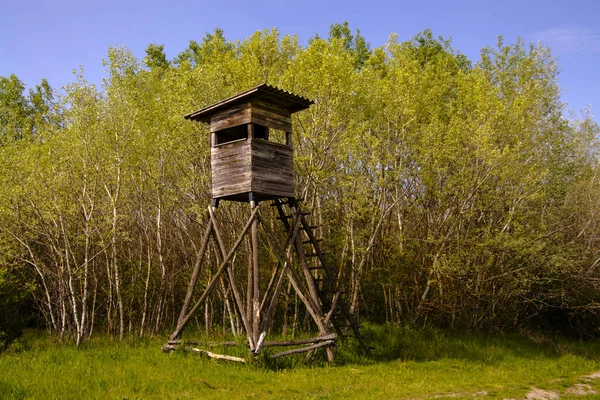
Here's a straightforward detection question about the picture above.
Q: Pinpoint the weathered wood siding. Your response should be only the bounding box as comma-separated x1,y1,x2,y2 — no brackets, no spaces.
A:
211,139,294,200
209,102,251,132
211,140,252,198
250,100,292,133
208,100,292,134
250,140,294,198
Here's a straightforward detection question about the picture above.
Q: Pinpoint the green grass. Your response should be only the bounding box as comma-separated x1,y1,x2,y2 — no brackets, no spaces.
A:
2,325,600,399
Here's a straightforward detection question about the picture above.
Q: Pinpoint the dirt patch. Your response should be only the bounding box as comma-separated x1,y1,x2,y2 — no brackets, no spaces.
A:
526,388,560,400
565,384,596,396
583,371,600,380
436,370,600,399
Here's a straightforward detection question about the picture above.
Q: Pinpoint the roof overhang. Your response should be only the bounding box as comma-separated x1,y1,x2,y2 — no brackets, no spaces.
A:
184,84,314,124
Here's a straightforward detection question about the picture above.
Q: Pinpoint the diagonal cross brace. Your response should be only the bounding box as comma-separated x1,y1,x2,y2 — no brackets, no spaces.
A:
169,207,260,341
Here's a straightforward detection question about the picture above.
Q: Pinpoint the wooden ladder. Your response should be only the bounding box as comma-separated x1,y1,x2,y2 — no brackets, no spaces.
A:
272,199,371,354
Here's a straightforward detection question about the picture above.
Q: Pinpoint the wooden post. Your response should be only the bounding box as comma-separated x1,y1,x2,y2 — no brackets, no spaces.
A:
208,207,254,349
170,207,260,341
176,218,212,329
247,123,254,140
251,199,260,351
246,237,253,343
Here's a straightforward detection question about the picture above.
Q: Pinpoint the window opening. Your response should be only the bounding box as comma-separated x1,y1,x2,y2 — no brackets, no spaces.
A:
214,125,248,146
267,128,287,145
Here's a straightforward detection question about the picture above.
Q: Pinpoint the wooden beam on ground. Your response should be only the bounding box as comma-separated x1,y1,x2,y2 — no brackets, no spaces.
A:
190,348,246,363
163,343,247,362
263,334,336,347
270,340,335,359
167,340,238,347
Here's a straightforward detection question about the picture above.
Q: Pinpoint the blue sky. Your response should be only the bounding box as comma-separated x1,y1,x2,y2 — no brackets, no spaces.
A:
1,0,599,120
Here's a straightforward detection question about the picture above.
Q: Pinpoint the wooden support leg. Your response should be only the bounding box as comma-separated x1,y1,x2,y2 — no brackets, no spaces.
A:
170,207,260,342
246,237,252,342
257,213,334,361
176,218,213,331
208,206,254,350
251,200,261,352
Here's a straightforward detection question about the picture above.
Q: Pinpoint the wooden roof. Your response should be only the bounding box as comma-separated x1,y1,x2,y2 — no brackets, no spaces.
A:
184,84,314,123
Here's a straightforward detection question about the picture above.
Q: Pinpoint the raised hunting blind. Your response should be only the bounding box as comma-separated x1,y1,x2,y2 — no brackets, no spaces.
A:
165,85,369,363
184,84,313,205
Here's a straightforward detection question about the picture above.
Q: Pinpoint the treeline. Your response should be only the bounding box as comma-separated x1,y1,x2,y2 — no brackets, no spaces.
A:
1,23,599,347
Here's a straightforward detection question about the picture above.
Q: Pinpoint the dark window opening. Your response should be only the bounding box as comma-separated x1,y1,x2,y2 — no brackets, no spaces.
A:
214,125,248,146
254,124,269,140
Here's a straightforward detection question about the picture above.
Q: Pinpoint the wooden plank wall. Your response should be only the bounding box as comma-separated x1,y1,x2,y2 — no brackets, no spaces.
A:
250,100,292,133
211,141,252,198
251,140,294,198
208,100,292,134
209,99,295,201
210,102,251,132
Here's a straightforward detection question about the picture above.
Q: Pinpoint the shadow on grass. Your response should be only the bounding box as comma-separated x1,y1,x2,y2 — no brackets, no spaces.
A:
333,323,600,367
161,323,600,371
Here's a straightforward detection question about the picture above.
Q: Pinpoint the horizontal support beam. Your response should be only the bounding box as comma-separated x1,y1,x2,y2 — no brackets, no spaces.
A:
270,340,335,359
263,334,336,347
167,340,239,347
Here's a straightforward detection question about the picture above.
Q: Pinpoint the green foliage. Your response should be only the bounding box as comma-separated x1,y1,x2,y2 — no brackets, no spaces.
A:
0,74,57,142
144,43,170,70
329,21,371,68
1,25,599,345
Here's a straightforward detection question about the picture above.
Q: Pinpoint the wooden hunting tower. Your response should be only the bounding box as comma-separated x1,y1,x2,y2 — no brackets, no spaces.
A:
184,84,313,205
166,85,369,363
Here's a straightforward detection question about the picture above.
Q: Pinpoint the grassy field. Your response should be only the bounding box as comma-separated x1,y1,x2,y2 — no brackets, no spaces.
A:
2,325,600,399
